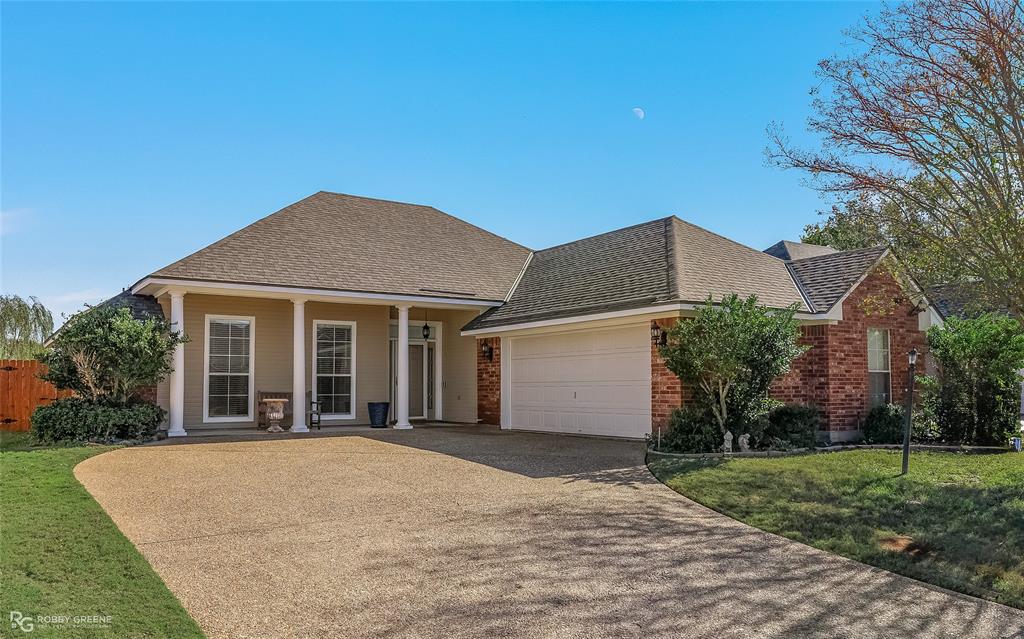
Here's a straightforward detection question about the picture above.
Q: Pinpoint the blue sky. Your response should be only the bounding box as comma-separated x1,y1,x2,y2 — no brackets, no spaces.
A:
1,1,874,322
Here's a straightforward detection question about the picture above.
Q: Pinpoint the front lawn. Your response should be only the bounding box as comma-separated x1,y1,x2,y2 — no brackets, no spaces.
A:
0,434,204,637
649,450,1024,609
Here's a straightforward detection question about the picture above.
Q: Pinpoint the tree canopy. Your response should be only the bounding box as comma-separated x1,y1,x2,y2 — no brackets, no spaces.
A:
0,295,53,359
771,0,1024,317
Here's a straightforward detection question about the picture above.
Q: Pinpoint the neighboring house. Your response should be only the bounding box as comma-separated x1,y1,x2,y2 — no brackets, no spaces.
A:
121,191,942,441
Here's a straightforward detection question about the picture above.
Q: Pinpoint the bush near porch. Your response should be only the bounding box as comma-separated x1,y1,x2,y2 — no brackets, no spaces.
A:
649,449,1024,609
32,305,184,445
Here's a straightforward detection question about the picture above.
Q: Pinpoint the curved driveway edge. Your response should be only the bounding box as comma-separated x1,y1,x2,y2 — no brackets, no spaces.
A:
75,427,1024,638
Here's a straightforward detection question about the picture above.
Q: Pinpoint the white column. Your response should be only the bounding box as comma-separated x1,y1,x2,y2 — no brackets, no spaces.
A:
394,304,412,429
291,299,308,433
168,290,187,437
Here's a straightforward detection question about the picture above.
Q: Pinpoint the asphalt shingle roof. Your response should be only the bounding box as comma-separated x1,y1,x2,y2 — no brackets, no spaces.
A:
763,240,838,261
786,247,887,312
464,217,810,331
100,291,165,321
149,192,532,302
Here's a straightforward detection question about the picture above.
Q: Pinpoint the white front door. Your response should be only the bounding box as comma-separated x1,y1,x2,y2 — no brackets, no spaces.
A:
507,324,651,439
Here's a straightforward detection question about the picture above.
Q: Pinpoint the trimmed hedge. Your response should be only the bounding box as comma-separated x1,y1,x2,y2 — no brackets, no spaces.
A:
31,398,164,444
863,403,904,444
764,404,820,449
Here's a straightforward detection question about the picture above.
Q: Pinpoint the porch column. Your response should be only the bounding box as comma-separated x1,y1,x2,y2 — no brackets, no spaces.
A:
291,299,308,433
394,304,412,429
168,290,186,437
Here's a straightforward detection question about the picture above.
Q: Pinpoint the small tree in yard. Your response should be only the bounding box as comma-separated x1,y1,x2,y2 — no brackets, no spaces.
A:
659,295,808,444
39,305,185,403
32,305,187,444
920,314,1024,446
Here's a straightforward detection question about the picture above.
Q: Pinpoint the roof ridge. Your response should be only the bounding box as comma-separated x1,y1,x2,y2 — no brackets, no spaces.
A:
788,245,887,265
669,215,774,259
536,216,673,254
317,191,533,252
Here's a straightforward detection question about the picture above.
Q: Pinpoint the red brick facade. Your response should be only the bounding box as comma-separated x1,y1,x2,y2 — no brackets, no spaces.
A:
654,269,926,439
476,337,501,425
477,269,927,439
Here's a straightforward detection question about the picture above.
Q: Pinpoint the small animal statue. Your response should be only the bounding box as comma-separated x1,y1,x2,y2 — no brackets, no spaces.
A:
738,433,751,452
723,430,733,454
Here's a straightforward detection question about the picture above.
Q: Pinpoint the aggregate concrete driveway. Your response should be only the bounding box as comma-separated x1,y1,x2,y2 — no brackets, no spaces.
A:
75,426,1023,639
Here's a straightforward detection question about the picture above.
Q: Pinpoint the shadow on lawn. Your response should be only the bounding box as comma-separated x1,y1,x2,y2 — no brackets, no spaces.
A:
651,455,1024,610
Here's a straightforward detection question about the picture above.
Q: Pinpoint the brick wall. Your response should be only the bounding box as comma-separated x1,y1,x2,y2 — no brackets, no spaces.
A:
133,385,158,404
651,318,686,435
823,269,926,435
476,337,501,425
650,269,926,440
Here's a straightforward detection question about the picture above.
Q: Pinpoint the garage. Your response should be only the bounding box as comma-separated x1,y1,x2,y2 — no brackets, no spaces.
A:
507,324,652,439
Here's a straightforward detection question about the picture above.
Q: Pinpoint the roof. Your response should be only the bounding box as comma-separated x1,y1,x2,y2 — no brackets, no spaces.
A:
763,240,837,261
148,192,532,302
100,291,165,321
786,247,888,312
928,282,1009,319
463,217,809,331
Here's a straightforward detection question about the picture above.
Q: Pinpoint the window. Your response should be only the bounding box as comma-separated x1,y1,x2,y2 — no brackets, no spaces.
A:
205,316,254,421
314,321,355,418
867,328,891,407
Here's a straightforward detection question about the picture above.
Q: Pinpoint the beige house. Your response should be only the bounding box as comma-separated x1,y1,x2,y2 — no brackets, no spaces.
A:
118,190,950,441
130,192,530,435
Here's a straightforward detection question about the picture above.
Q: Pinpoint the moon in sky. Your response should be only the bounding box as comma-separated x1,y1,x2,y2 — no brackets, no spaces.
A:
632,107,646,120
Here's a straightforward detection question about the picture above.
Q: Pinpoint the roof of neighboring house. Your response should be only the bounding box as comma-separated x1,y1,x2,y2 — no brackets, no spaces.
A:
146,191,532,302
763,240,838,261
463,217,809,331
100,290,165,320
928,282,1010,319
785,247,888,312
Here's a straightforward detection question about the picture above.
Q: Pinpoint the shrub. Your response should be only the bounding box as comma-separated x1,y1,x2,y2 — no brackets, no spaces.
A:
659,406,722,453
920,314,1024,446
863,404,904,444
38,305,185,403
31,398,164,444
659,294,807,442
764,404,820,449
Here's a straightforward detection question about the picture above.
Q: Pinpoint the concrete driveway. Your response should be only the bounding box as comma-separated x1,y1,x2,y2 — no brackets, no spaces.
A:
75,426,1023,639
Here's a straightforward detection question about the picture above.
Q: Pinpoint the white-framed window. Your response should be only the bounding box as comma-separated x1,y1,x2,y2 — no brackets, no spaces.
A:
867,328,891,408
204,315,255,422
313,320,356,419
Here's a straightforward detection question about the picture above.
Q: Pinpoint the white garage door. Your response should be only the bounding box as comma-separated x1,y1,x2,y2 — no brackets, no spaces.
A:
508,324,651,439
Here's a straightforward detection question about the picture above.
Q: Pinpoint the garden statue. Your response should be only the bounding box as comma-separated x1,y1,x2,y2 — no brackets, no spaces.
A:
738,433,750,452
723,430,733,454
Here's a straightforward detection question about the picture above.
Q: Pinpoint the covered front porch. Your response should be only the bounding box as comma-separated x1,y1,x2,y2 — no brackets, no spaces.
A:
135,280,491,436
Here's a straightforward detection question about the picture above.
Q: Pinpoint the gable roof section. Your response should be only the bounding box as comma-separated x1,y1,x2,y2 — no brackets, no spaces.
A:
763,240,838,261
148,192,532,302
463,216,809,331
786,247,888,312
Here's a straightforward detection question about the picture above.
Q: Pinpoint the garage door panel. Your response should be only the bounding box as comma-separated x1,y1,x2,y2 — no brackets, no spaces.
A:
508,325,651,439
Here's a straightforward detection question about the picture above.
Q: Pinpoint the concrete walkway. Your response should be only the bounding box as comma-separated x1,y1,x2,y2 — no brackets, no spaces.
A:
75,427,1023,639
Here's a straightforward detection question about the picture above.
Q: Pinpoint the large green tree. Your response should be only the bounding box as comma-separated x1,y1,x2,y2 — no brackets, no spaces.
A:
771,0,1024,317
659,295,807,441
0,295,53,359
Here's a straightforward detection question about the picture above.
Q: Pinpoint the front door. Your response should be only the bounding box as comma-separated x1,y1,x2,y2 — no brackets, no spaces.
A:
389,339,438,421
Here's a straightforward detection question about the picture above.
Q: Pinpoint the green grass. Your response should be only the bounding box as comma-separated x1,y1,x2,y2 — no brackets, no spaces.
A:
0,437,204,638
649,450,1024,609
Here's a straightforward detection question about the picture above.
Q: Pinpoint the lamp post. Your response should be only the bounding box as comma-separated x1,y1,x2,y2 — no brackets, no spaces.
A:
901,348,918,476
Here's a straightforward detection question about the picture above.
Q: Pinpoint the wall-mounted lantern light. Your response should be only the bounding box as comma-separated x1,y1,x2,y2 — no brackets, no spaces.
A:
481,342,494,361
650,324,666,346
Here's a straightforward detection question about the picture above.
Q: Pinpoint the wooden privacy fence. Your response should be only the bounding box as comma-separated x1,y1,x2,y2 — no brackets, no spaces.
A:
0,359,72,432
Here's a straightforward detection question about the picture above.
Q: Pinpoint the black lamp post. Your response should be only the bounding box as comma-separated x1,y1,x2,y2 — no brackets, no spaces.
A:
901,348,918,476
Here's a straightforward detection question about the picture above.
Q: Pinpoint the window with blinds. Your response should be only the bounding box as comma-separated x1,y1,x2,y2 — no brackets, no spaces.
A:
206,317,253,419
314,321,355,417
867,328,891,408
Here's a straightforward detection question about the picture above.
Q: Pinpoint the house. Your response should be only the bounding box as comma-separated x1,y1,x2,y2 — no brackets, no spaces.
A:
123,191,942,441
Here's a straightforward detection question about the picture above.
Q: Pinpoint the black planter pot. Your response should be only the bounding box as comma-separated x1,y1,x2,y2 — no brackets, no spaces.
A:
368,402,390,428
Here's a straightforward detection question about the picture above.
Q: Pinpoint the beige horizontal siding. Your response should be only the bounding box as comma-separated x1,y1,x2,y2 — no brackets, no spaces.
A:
167,294,476,429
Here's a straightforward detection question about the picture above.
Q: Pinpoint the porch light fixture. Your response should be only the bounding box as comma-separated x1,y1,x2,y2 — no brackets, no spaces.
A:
481,342,494,361
422,309,431,339
650,324,666,346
